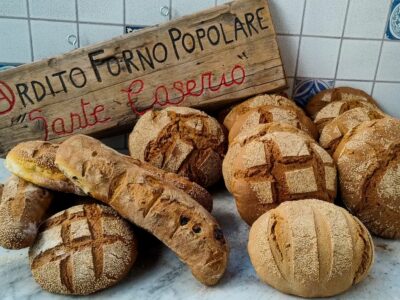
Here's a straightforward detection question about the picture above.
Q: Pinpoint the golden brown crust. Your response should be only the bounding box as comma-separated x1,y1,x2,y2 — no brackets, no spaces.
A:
129,106,226,188
248,199,374,298
29,204,137,295
55,135,228,286
223,123,336,225
0,175,53,249
333,117,400,238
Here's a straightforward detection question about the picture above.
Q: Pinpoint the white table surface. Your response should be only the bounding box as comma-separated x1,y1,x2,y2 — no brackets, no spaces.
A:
0,159,399,300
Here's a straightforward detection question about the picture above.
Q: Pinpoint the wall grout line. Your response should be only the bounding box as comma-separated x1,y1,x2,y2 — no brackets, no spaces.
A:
123,0,126,33
25,0,34,62
75,0,80,48
169,0,173,21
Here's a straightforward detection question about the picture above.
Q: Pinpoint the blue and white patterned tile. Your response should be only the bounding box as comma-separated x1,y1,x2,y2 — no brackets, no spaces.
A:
0,64,20,72
293,78,334,107
125,25,147,34
386,0,400,40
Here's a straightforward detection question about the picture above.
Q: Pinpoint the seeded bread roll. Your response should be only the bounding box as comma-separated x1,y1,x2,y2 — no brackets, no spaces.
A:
248,199,374,298
6,140,212,212
129,106,226,188
223,123,336,225
306,87,378,119
319,107,385,154
29,204,137,295
0,175,53,249
228,105,318,143
334,118,400,238
223,94,298,131
55,135,228,286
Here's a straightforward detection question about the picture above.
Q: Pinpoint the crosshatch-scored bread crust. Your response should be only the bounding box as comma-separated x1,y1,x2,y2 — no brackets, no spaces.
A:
306,87,379,119
223,123,337,225
129,106,226,188
5,140,212,212
223,94,298,131
248,199,374,298
319,107,385,154
55,135,228,286
228,104,318,143
0,175,53,249
29,204,137,295
333,118,400,239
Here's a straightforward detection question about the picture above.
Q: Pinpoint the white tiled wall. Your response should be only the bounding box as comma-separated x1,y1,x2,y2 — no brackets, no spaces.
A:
0,0,399,149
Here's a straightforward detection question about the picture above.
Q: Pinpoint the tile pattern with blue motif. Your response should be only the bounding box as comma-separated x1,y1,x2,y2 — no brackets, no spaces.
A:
293,79,334,107
386,0,400,39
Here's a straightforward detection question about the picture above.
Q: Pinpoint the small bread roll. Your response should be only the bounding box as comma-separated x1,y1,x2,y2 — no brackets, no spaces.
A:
29,204,137,295
334,117,400,238
223,123,336,225
319,107,385,154
0,175,53,249
129,106,226,187
223,94,298,130
228,104,318,143
248,199,374,298
306,87,378,119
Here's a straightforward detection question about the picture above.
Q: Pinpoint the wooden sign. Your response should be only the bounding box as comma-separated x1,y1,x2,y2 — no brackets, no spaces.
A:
0,0,286,156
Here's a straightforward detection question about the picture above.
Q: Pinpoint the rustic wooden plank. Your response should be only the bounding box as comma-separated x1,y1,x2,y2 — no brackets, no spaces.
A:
0,0,286,156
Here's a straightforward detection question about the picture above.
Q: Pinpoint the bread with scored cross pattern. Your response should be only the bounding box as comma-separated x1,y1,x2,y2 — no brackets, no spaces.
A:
55,134,228,286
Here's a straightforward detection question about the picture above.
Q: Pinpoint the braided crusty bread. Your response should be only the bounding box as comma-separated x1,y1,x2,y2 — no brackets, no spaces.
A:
248,199,374,298
55,135,228,286
0,175,53,249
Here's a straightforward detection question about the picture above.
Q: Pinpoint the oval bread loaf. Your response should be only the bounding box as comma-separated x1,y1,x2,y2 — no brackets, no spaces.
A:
334,118,400,238
223,123,336,225
55,134,228,286
248,199,374,298
0,175,53,249
29,204,137,295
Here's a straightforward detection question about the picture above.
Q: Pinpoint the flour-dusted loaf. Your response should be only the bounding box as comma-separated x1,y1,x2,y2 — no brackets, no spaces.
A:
129,106,226,187
319,107,385,154
334,118,400,238
223,94,298,131
55,135,228,286
223,123,336,225
5,140,212,212
29,204,137,295
0,175,53,249
306,87,378,119
248,199,374,298
228,104,318,143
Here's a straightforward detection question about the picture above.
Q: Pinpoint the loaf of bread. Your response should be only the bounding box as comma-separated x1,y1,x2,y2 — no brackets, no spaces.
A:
5,141,85,195
228,104,318,143
129,106,226,187
248,199,374,298
223,94,298,131
0,175,53,249
306,87,378,119
29,204,137,295
55,134,228,286
223,123,336,225
6,140,212,212
319,107,384,154
334,118,400,238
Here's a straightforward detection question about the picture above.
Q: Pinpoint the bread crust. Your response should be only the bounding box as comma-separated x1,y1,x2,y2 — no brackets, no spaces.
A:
29,204,137,295
248,199,374,298
333,117,400,238
55,134,228,286
0,175,53,249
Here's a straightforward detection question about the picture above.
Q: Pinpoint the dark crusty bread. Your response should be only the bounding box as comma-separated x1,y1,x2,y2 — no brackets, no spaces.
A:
29,204,137,295
0,175,53,249
55,135,228,286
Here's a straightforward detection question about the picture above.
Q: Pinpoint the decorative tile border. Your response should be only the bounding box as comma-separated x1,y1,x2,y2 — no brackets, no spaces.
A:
293,78,334,107
386,0,400,40
0,63,20,72
125,25,147,34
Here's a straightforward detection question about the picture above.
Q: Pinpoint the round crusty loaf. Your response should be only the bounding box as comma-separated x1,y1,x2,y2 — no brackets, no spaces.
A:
29,204,137,295
334,117,400,238
223,94,298,131
248,199,374,298
0,175,53,249
223,123,337,225
228,104,318,143
306,87,378,119
129,106,226,187
319,107,385,154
